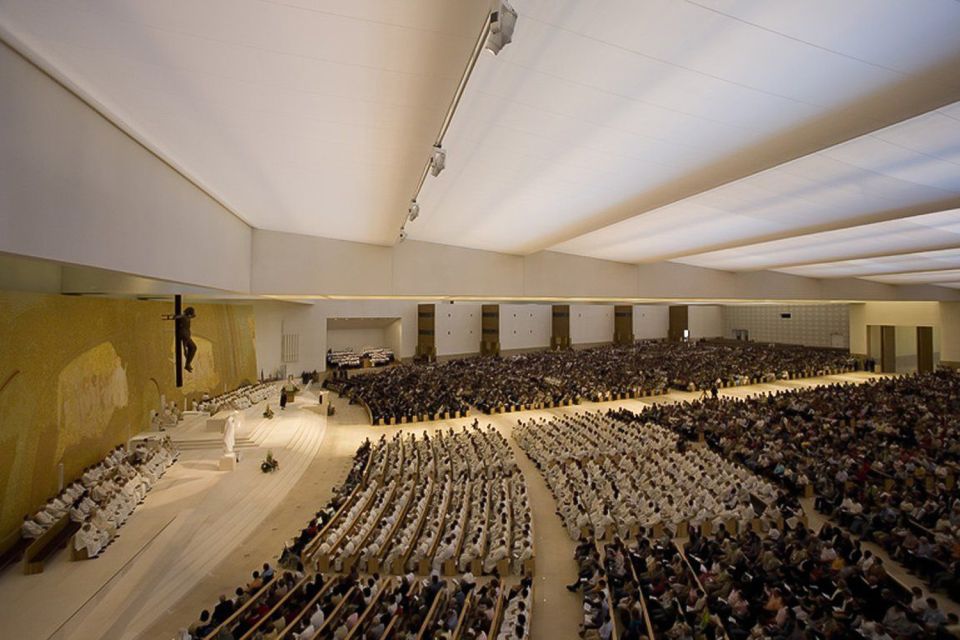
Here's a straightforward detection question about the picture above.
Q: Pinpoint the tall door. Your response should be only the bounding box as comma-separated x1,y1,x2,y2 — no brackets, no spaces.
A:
614,305,634,345
416,304,436,361
668,305,689,342
880,325,896,373
551,305,570,349
481,304,500,356
917,326,934,373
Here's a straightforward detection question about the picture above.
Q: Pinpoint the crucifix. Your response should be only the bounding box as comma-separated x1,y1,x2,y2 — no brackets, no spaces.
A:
162,295,197,387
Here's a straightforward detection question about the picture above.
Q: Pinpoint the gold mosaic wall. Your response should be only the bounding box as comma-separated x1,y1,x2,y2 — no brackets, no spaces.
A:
0,291,257,542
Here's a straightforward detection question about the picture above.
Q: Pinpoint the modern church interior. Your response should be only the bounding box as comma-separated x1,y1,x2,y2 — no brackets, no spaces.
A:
5,2,960,640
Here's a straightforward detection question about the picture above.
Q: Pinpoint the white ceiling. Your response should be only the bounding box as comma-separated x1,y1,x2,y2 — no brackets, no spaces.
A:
4,0,960,289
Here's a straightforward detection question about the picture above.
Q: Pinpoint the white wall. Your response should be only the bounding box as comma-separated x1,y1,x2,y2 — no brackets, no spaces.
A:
500,304,552,351
252,300,418,374
688,305,724,338
633,305,669,340
327,328,390,352
851,301,943,363
0,42,252,292
723,304,849,348
570,305,613,345
435,303,481,357
250,232,960,303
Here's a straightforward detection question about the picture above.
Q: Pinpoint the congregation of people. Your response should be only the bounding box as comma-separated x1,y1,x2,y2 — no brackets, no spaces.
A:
20,438,178,561
515,411,783,542
196,382,280,414
333,341,855,425
310,422,533,578
183,423,534,640
327,347,396,370
618,370,960,600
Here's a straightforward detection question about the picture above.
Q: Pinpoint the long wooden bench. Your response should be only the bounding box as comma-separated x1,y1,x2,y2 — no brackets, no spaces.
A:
416,585,448,640
420,483,453,575
342,482,398,573
23,514,75,575
344,577,391,640
0,533,30,575
446,485,473,576
201,575,279,640
308,585,357,640
239,574,310,640
451,590,475,640
277,577,337,639
676,541,731,640
319,479,381,571
487,585,507,640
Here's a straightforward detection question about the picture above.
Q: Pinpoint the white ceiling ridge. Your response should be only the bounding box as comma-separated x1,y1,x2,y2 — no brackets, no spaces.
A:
542,79,960,255
658,198,960,267
712,238,960,278
774,246,960,278
0,22,255,231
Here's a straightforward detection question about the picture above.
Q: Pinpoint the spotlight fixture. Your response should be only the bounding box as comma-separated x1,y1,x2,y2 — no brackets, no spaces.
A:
430,146,446,177
486,0,517,55
408,200,420,222
399,228,408,242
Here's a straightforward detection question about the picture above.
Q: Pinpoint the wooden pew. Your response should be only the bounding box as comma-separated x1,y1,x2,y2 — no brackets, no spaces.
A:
487,585,507,640
0,533,30,574
201,575,280,640
676,541,731,640
23,513,75,575
239,574,311,640
381,582,421,640
319,479,381,572
343,481,397,573
301,479,363,565
398,481,436,574
344,577,392,640
301,446,374,562
372,483,419,573
277,577,337,639
451,590,475,640
307,585,357,640
445,487,472,576
593,540,622,640
416,585,448,640
420,482,453,575
623,541,655,640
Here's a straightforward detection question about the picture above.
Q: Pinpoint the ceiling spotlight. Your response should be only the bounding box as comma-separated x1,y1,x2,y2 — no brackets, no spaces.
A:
430,146,446,177
486,0,517,55
399,228,408,242
408,200,420,222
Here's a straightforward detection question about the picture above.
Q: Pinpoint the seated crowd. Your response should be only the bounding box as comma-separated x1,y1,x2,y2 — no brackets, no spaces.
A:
625,369,960,599
333,364,470,424
334,341,855,425
326,347,395,370
21,438,178,561
682,522,959,639
183,424,534,640
515,411,781,541
309,422,533,578
196,382,278,414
